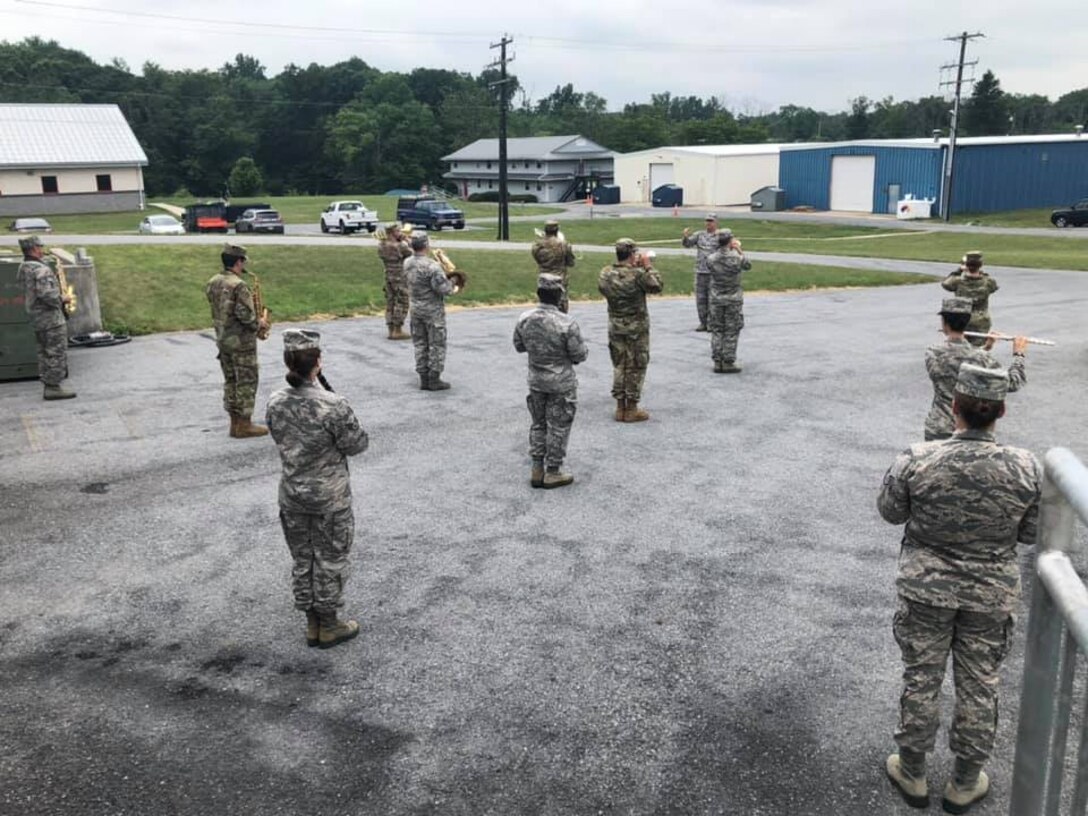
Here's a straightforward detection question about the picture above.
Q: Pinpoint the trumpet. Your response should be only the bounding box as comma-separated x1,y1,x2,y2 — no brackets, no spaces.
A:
432,248,466,294
375,222,414,242
534,227,567,244
963,331,1056,347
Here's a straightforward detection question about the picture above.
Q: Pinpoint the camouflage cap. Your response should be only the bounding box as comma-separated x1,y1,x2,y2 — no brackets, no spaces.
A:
716,228,734,245
615,237,637,250
410,233,429,251
18,235,43,251
222,243,247,259
955,362,1008,402
705,213,718,221
282,328,321,352
544,218,560,228
537,272,564,292
964,251,983,266
939,297,973,315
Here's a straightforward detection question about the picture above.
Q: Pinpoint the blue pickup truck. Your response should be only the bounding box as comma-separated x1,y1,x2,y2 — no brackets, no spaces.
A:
396,196,465,231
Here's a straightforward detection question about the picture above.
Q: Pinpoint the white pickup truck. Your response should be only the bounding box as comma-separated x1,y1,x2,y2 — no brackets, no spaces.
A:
319,200,379,234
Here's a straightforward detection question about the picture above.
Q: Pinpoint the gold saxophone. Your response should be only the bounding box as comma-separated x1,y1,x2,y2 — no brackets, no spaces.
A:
50,256,77,318
432,248,466,293
247,270,271,341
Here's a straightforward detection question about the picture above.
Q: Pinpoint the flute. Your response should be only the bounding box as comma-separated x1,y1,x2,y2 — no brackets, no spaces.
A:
963,331,1056,347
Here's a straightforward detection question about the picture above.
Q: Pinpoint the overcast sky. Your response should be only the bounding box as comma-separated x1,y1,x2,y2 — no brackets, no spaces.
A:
1,0,1085,115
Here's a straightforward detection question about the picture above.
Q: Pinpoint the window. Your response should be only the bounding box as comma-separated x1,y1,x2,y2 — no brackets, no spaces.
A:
486,161,492,169
524,162,530,169
537,162,542,169
96,174,112,192
536,184,542,191
41,176,58,194
488,180,493,189
524,183,530,190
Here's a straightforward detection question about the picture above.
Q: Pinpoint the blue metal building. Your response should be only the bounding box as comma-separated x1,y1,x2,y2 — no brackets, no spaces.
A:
778,134,1088,216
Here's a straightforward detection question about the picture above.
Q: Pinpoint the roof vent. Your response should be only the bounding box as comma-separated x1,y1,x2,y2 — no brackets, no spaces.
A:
1076,124,1084,137
932,129,941,143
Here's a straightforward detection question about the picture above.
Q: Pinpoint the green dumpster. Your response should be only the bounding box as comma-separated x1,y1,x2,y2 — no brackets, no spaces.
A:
0,253,39,381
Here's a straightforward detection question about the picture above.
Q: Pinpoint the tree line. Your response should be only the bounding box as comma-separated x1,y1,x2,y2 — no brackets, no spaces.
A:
2,38,1086,198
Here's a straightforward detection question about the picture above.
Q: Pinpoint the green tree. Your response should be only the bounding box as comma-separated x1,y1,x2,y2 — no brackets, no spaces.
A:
846,96,871,139
963,70,1009,135
227,157,263,196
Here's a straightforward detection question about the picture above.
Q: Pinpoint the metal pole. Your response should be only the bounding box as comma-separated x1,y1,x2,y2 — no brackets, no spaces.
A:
938,31,983,221
489,34,513,242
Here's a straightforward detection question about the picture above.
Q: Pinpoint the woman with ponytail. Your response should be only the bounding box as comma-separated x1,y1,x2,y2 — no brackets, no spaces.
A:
266,328,369,650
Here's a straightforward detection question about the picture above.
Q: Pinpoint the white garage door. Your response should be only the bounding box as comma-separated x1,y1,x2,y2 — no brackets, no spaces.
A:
829,155,876,212
649,162,674,191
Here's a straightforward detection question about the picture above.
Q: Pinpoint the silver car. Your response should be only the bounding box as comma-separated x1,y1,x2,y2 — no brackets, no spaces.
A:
138,214,186,235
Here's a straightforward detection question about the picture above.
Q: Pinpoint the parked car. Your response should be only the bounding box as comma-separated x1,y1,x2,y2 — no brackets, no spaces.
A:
395,196,465,231
8,217,52,233
137,214,185,235
320,200,378,234
1050,199,1088,228
235,209,285,234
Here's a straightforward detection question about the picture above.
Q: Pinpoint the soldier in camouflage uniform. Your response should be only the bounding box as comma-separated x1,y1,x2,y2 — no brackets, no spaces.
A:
205,244,269,438
266,329,369,649
530,219,576,313
924,297,1027,440
598,238,663,422
513,273,588,489
377,223,412,340
879,363,1041,813
404,233,455,391
16,235,75,400
941,252,999,346
705,229,752,374
681,213,720,331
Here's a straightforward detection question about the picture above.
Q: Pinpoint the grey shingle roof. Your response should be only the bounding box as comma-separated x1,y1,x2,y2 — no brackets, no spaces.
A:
0,104,148,167
442,135,613,162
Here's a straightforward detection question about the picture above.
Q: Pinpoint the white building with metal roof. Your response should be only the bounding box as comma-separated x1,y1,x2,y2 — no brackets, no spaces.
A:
0,104,148,217
614,143,789,207
442,135,614,203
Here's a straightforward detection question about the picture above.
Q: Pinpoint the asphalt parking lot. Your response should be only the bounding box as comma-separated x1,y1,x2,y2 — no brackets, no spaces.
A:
2,263,1087,815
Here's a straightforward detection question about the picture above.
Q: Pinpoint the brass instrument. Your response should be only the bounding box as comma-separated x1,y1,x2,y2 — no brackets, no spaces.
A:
52,258,77,318
247,270,271,341
534,227,567,244
375,223,414,242
963,331,1056,347
432,248,466,293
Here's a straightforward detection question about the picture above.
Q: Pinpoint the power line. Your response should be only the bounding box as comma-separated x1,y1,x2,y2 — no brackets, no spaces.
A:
937,31,984,221
489,34,514,242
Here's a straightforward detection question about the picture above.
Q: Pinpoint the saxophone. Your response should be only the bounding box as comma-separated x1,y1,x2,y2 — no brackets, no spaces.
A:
49,256,77,318
432,248,466,294
247,270,271,341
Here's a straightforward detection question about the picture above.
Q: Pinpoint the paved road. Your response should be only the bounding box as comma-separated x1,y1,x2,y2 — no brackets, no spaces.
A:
2,261,1086,814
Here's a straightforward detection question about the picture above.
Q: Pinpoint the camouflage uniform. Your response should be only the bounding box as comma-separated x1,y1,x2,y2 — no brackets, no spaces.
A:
878,372,1041,771
513,286,588,470
205,269,260,418
266,361,369,615
377,236,412,331
405,253,454,377
924,339,1025,440
17,257,68,386
941,271,999,343
598,258,663,403
681,226,719,328
531,236,576,312
706,245,751,368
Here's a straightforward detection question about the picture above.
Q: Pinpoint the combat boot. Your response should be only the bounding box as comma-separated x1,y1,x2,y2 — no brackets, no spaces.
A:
614,399,627,422
624,401,650,422
318,611,360,649
233,416,269,438
542,466,574,489
886,753,929,809
43,383,76,400
389,326,411,340
530,460,545,488
942,765,989,814
720,361,743,374
713,360,725,373
305,609,320,648
428,373,451,391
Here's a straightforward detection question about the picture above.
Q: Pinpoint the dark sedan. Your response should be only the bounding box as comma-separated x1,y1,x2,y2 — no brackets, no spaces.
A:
1051,199,1088,228
235,209,285,234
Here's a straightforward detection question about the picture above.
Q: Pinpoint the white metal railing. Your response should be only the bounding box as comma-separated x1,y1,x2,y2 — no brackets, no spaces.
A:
1011,448,1088,814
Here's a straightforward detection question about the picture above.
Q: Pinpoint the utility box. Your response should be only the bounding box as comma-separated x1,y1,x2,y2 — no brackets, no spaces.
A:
591,185,620,205
651,184,684,208
0,253,39,381
751,186,786,212
52,248,104,337
896,196,935,220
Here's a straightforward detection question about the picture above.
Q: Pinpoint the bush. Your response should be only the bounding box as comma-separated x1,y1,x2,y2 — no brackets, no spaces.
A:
228,157,264,197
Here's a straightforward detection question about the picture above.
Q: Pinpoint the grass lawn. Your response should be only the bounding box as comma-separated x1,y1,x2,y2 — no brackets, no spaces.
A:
949,208,1064,228
442,217,1088,271
87,244,933,335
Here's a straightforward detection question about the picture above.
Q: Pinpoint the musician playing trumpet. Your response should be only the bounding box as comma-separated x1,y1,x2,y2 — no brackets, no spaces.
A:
404,233,456,391
377,222,412,341
531,219,576,313
205,243,270,438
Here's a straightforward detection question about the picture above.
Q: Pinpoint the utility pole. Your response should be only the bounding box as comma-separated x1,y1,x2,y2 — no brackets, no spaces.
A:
489,34,514,241
938,31,983,222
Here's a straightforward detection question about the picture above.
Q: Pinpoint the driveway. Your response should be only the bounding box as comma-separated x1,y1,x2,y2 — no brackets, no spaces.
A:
1,264,1085,814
